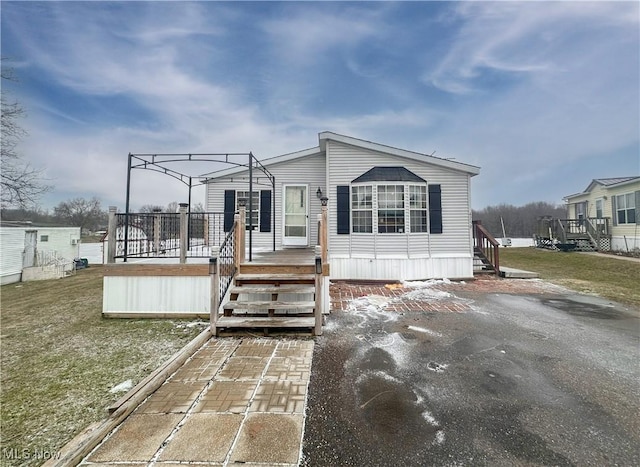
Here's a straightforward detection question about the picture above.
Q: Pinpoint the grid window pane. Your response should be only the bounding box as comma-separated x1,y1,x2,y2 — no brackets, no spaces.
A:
616,193,637,224
377,185,405,233
237,191,259,228
352,186,373,233
409,186,427,209
410,210,428,233
409,185,427,232
352,211,373,233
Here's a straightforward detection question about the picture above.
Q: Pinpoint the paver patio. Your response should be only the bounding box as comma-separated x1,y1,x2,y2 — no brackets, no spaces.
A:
82,338,313,466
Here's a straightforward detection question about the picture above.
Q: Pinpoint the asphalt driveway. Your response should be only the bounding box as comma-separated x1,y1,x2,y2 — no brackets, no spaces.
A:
302,278,639,466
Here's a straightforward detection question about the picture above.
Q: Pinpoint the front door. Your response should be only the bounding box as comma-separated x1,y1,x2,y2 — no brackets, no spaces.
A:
23,230,37,268
283,185,308,246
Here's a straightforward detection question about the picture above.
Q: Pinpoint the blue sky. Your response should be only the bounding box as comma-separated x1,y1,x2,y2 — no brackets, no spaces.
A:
2,1,638,211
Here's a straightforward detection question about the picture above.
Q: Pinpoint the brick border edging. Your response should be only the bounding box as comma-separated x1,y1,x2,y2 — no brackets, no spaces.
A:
43,328,213,467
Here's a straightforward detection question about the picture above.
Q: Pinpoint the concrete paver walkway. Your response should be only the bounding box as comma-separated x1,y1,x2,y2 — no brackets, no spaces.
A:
81,338,313,466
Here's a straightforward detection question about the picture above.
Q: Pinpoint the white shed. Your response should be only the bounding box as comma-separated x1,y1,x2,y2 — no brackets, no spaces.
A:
0,224,81,284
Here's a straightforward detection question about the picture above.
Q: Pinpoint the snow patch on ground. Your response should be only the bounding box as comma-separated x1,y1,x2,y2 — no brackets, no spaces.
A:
110,379,133,394
402,278,452,288
175,321,208,329
355,370,403,386
403,288,453,301
422,410,440,427
434,430,446,445
347,295,400,328
407,325,442,337
427,362,449,373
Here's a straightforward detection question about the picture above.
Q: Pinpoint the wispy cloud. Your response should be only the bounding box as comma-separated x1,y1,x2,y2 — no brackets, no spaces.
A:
1,2,638,209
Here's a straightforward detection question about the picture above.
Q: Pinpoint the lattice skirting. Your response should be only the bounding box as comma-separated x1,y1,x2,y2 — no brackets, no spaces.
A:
598,238,611,251
576,239,596,251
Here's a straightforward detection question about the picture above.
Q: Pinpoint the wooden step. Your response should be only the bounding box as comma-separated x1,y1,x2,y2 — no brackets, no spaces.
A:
235,273,315,285
229,285,316,295
239,263,315,275
223,300,315,311
216,316,315,329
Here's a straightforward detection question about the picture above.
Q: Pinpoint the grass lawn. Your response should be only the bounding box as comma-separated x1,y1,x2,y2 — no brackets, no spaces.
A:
499,248,640,308
0,266,206,466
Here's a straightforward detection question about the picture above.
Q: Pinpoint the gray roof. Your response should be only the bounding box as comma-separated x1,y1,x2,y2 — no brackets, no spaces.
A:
593,177,639,186
352,166,427,184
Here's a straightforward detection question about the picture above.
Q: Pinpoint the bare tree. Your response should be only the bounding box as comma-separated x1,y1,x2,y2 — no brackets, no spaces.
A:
473,202,566,237
53,197,106,232
1,60,51,208
166,201,179,213
139,204,165,213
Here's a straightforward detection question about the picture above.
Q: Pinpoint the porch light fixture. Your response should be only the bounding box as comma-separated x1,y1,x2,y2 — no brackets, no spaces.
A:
316,187,323,199
320,196,329,207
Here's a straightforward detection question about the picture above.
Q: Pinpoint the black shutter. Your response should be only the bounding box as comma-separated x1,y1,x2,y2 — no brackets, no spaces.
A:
429,184,443,234
337,185,350,234
260,190,271,232
223,190,235,232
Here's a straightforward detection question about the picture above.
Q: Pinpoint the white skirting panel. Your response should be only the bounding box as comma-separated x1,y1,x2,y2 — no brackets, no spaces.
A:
103,276,211,315
330,256,473,281
611,235,639,253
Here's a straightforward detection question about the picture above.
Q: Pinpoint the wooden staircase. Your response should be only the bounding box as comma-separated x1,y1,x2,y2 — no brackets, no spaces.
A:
473,247,496,274
472,220,500,275
214,263,322,336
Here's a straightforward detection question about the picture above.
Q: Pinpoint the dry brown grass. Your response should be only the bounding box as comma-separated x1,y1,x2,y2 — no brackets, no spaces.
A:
0,266,206,466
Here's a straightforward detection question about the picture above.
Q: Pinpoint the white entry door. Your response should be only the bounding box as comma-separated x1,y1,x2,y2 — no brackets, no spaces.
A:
283,185,308,246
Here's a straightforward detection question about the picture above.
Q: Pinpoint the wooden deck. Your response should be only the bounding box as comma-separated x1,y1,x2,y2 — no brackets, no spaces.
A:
248,247,316,264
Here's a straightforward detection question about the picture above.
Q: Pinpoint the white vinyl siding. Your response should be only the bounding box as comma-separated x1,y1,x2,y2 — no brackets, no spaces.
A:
0,228,26,283
0,226,81,285
206,152,326,249
327,140,474,278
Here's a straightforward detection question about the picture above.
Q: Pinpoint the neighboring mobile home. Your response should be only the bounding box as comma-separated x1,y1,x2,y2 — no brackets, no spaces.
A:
564,177,640,253
204,132,480,280
0,223,81,284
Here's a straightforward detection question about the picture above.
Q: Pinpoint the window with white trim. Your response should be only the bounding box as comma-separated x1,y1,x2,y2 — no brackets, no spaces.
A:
351,186,373,233
377,185,405,233
595,199,603,218
237,191,259,228
616,193,636,224
409,185,428,232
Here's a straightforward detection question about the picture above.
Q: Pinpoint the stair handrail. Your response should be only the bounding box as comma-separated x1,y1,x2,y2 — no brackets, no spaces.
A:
584,217,599,246
473,220,500,274
556,219,567,243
